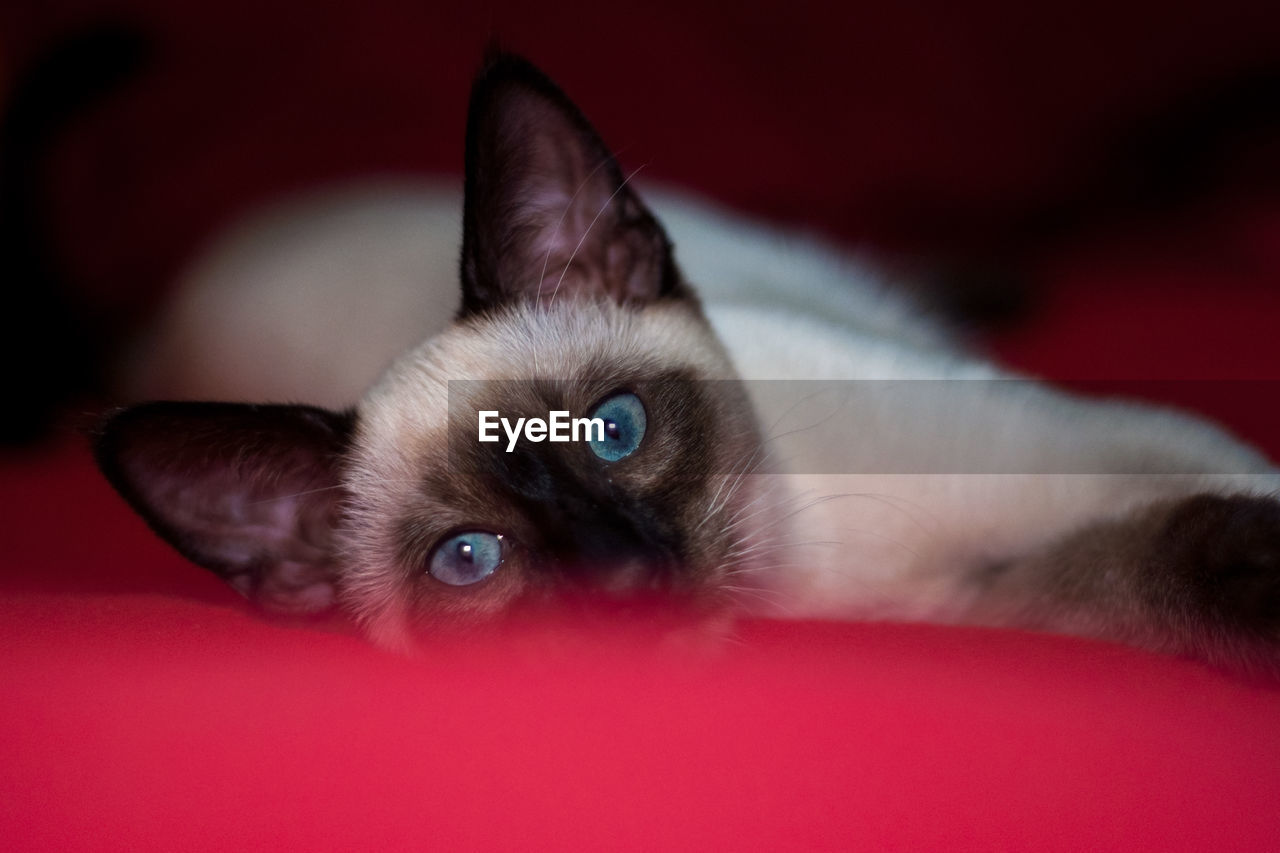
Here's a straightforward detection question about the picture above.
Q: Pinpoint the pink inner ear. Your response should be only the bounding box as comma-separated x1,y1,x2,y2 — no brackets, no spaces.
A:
529,182,668,306
507,110,623,301
96,402,351,614
464,62,673,309
145,465,339,614
252,561,337,612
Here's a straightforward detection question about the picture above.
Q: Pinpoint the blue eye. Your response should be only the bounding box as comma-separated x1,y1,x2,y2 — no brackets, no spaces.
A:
428,531,504,586
588,392,646,462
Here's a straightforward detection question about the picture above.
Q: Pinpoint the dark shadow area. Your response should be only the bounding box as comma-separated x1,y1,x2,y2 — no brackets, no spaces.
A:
1,22,152,445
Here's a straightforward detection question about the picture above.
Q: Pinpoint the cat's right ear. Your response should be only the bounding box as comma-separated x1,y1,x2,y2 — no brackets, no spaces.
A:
93,402,354,614
459,54,685,314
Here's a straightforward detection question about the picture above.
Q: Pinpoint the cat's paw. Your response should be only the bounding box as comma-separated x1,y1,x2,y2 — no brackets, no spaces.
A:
1150,493,1280,676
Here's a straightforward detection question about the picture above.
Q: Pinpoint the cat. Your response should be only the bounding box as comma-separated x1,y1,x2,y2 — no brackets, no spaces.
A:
95,54,1280,676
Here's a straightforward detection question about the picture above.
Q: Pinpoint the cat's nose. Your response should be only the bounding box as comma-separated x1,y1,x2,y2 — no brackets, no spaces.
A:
563,545,675,597
554,509,678,597
591,556,657,598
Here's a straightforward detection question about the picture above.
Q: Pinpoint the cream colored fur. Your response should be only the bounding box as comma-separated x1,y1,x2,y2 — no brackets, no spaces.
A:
121,180,1278,630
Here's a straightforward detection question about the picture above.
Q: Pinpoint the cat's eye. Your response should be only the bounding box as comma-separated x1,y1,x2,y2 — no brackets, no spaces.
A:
428,531,504,586
587,392,646,462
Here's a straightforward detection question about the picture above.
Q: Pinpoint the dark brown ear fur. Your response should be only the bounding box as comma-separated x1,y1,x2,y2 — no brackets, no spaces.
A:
94,402,354,613
459,53,685,313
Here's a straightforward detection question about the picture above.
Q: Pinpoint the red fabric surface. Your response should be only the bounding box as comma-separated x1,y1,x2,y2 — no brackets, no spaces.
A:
4,444,1280,850
4,1,1280,849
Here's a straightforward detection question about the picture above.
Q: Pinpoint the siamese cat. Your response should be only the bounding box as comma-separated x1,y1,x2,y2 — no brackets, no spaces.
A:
95,54,1280,676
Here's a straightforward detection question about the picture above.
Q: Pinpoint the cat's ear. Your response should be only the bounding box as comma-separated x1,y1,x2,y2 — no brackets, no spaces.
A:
94,402,354,614
459,54,685,313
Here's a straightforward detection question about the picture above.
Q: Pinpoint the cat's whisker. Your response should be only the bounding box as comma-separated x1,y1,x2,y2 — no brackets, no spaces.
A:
695,465,740,532
701,462,760,529
747,488,942,539
721,487,826,535
723,539,841,562
536,154,613,311
718,488,779,533
714,630,750,649
733,492,860,542
721,480,810,529
696,441,780,532
549,163,647,308
830,525,923,560
719,583,798,615
842,491,942,535
759,385,856,447
693,448,763,532
259,474,463,507
245,484,349,505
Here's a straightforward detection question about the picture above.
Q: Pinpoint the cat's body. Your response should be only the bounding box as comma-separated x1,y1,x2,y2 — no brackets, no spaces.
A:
97,56,1280,674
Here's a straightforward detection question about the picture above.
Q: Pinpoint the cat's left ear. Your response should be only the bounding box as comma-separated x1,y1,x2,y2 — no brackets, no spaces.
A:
459,54,685,313
93,402,353,614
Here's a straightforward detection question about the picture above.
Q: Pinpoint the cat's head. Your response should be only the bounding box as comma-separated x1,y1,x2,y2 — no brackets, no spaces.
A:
95,55,772,649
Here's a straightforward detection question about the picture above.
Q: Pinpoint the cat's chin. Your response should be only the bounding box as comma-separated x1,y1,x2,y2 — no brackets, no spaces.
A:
355,593,739,658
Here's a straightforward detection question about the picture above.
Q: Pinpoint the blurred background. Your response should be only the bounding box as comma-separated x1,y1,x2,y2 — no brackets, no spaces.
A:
3,0,1280,444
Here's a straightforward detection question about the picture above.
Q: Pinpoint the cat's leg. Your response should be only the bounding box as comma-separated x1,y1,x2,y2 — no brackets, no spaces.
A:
968,489,1280,678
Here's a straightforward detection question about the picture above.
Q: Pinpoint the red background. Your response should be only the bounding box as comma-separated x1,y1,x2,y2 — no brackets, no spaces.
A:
3,1,1280,849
